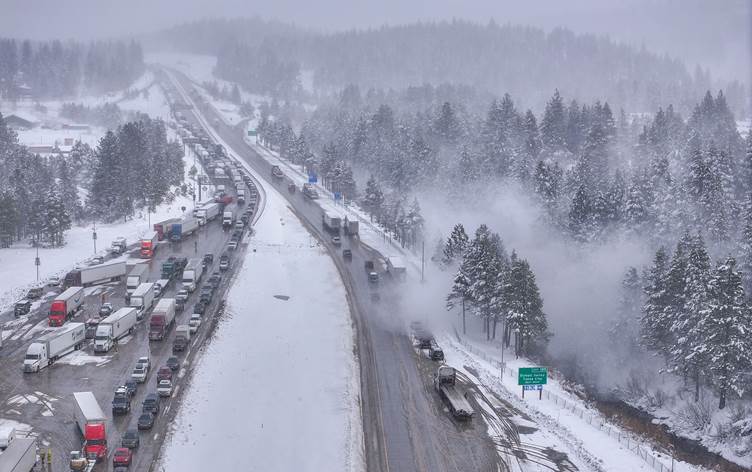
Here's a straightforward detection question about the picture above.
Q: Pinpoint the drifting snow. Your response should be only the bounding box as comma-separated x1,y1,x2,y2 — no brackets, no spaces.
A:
160,167,363,471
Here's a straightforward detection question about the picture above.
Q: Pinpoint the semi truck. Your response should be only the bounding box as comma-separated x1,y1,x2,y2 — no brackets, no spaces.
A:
48,286,85,326
161,256,187,280
72,392,108,463
149,298,176,341
153,218,180,241
129,283,155,319
434,365,474,420
23,322,85,372
126,264,149,296
222,210,234,228
181,258,204,292
322,211,342,234
196,202,220,225
170,217,199,242
140,231,159,258
0,437,36,472
93,307,138,353
343,217,359,236
386,256,407,281
64,260,127,288
173,324,191,352
110,237,127,255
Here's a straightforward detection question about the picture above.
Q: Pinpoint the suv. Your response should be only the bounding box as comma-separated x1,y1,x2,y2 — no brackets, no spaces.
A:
203,253,214,265
14,299,31,318
99,303,114,317
428,340,444,361
142,393,160,415
26,287,44,300
157,366,173,382
219,255,230,271
121,429,140,449
200,287,213,304
193,301,207,316
112,391,131,415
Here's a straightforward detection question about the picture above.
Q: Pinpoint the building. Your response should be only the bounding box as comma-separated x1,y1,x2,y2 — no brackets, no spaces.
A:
3,114,36,131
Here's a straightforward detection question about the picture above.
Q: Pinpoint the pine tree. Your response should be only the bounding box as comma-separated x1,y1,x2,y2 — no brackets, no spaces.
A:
612,266,641,360
442,223,469,267
504,255,548,356
568,185,594,242
362,176,385,221
464,224,504,339
42,190,71,247
541,89,567,153
740,195,752,294
447,257,472,334
57,158,80,221
703,257,752,409
642,247,672,353
88,130,120,219
433,101,461,144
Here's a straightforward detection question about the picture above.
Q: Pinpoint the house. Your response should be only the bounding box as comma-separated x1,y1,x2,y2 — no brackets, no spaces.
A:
3,114,36,131
62,123,91,132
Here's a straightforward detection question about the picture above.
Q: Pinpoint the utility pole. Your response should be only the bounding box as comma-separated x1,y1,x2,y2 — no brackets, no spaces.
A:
92,222,97,254
421,240,425,283
34,235,40,282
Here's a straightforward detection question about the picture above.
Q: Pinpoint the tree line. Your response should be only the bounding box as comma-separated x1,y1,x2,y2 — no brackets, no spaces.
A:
0,113,184,247
638,234,752,410
442,223,549,357
0,38,144,100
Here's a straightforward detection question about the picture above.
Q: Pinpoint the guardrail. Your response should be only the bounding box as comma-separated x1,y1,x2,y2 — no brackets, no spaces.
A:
454,335,676,472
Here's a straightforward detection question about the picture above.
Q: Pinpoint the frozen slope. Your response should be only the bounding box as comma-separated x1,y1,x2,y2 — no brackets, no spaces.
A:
160,183,363,471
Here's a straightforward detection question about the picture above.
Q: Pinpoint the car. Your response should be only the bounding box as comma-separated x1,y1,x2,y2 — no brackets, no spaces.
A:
166,356,180,371
203,253,214,265
114,386,130,398
136,356,151,371
13,299,31,318
47,275,61,287
234,221,244,231
157,366,173,382
142,393,160,415
131,366,147,383
208,274,221,289
137,412,155,430
241,215,250,225
199,289,213,304
219,258,230,271
157,379,173,397
175,298,186,312
124,381,138,397
121,429,140,449
193,301,206,316
368,271,379,283
112,394,130,415
331,236,342,246
112,447,132,467
90,255,105,265
189,314,202,333
227,240,238,251
98,303,113,317
175,289,189,303
26,287,44,300
429,340,445,361
342,249,352,260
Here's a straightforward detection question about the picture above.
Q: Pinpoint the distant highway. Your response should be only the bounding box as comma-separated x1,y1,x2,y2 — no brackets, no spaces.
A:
163,67,502,472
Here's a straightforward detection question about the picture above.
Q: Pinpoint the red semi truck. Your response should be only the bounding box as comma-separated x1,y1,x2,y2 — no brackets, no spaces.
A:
153,218,180,241
149,298,176,341
140,231,159,258
73,392,108,462
48,286,85,326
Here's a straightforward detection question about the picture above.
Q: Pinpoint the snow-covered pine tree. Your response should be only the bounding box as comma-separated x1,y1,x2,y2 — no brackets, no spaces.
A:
611,266,642,361
361,176,385,222
702,257,752,409
464,224,504,339
88,130,120,220
541,89,567,154
56,158,80,221
671,234,711,401
504,255,548,356
641,247,672,354
42,190,71,247
568,185,594,242
433,101,461,144
740,195,752,295
447,256,472,335
442,223,469,268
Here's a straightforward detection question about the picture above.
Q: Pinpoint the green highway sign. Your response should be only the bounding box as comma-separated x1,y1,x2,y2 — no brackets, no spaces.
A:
247,129,258,136
518,367,547,386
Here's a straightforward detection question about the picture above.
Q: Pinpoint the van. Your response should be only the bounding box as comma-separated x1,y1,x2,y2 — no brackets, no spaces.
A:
0,425,15,450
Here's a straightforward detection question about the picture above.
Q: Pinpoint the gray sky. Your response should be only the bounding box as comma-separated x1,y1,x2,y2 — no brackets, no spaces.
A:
1,0,749,82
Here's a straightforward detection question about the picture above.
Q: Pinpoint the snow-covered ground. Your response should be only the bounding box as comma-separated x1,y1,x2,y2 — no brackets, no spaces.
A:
159,170,363,471
441,330,709,472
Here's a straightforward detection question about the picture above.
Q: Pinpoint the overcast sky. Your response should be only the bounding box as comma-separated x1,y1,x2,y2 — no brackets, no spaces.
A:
1,0,749,82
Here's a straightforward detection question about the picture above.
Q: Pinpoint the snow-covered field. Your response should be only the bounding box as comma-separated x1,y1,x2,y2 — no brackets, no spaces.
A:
160,172,363,471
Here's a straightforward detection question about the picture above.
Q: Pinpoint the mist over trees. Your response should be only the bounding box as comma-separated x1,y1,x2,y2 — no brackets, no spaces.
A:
154,17,747,116
0,38,144,100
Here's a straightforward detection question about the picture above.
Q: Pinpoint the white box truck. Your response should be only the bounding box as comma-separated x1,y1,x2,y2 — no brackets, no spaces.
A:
126,264,149,296
322,211,342,234
0,437,36,472
23,322,85,373
386,256,407,281
181,259,203,292
129,283,155,320
197,202,220,225
93,307,138,353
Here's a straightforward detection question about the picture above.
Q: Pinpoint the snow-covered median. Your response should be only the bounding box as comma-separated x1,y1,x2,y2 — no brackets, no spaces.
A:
160,183,363,471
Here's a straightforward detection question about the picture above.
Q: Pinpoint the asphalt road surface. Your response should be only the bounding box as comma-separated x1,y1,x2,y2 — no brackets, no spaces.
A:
165,68,502,472
0,147,262,471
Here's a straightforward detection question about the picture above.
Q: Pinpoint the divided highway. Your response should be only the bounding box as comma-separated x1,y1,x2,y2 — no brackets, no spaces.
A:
163,68,503,472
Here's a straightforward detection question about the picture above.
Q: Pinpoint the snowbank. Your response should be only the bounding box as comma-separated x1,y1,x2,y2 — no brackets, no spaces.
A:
160,173,363,471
